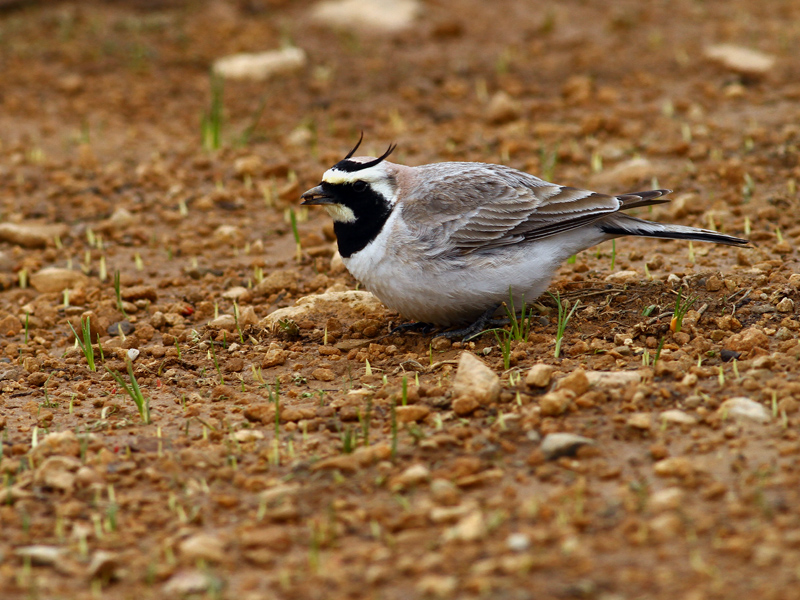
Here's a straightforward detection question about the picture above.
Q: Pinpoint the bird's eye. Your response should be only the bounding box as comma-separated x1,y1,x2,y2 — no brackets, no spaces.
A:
353,180,367,192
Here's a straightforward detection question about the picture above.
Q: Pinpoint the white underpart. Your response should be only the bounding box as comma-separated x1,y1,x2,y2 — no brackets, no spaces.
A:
342,211,611,326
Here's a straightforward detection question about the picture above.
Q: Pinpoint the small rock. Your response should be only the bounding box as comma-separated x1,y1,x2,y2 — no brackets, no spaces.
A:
776,297,794,313
486,91,522,124
311,367,336,382
0,222,68,248
127,348,140,362
788,273,800,289
311,0,420,33
585,370,641,387
393,464,430,488
395,404,430,423
525,363,553,388
540,433,595,460
649,513,682,541
653,456,695,478
0,314,22,336
506,533,531,552
35,455,81,492
107,321,134,337
719,397,770,423
554,369,590,395
539,390,573,416
626,413,651,430
262,342,288,367
87,551,118,582
416,575,457,598
590,157,656,188
720,349,741,362
179,533,226,563
30,268,89,293
222,286,249,300
704,44,776,75
14,545,64,566
430,478,461,505
452,395,480,416
444,510,486,542
255,269,299,296
213,47,306,81
452,352,501,405
604,270,640,284
239,527,292,551
650,487,685,512
234,430,264,443
725,327,769,353
261,290,383,328
660,409,697,425
121,285,158,303
163,570,219,595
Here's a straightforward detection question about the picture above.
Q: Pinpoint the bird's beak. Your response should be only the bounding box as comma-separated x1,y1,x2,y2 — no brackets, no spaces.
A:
300,185,335,205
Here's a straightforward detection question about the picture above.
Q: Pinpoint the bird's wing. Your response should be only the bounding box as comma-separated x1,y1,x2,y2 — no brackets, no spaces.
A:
402,163,668,255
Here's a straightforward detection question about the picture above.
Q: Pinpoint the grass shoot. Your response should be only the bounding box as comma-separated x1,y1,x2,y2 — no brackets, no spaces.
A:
670,289,697,333
69,316,96,372
106,360,150,424
549,292,580,359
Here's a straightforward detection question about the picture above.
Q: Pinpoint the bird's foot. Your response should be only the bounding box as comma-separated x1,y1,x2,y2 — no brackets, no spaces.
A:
389,321,437,335
435,305,503,342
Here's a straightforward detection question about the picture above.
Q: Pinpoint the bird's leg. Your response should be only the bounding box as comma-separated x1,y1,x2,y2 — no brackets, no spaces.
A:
436,304,503,341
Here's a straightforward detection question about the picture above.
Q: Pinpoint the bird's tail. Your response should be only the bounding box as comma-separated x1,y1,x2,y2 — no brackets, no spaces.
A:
599,213,750,247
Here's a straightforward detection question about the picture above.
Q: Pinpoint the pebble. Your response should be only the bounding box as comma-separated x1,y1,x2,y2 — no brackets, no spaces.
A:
554,369,589,395
163,570,218,595
126,348,140,362
35,455,81,492
525,363,553,388
585,370,641,387
261,290,383,328
430,478,461,505
590,157,656,188
234,430,264,443
179,533,227,563
660,409,697,425
0,222,68,248
121,285,158,303
395,404,430,423
0,314,22,336
540,433,595,460
725,327,769,353
452,395,480,416
704,43,776,74
653,456,695,478
604,270,640,284
262,342,288,367
213,47,306,80
452,352,501,405
30,268,89,293
222,286,249,300
393,464,430,488
87,551,118,581
626,413,652,430
776,297,794,313
14,545,64,566
539,390,573,416
311,0,420,33
486,91,522,124
718,397,771,423
650,487,685,512
506,533,531,552
311,367,336,382
108,321,135,337
444,510,487,542
416,575,457,598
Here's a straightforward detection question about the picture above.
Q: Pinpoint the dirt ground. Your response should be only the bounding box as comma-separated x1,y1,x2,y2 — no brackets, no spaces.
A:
1,0,800,598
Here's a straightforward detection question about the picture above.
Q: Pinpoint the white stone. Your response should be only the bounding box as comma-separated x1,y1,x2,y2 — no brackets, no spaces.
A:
444,510,486,542
394,463,430,488
540,433,595,460
585,370,641,387
452,352,501,405
704,44,776,74
719,397,770,423
213,47,306,81
605,270,640,284
30,268,89,293
0,222,68,248
127,348,140,362
234,430,264,443
261,290,384,328
311,0,420,33
506,533,531,552
222,286,249,300
660,409,697,425
15,545,64,565
525,363,553,388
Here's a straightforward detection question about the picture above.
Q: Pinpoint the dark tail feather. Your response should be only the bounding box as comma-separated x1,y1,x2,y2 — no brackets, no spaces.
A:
616,189,673,210
600,214,750,247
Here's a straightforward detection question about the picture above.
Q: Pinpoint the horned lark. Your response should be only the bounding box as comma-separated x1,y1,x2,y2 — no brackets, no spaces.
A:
301,137,748,329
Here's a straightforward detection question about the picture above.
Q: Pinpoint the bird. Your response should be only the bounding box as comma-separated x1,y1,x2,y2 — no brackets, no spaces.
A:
301,135,749,336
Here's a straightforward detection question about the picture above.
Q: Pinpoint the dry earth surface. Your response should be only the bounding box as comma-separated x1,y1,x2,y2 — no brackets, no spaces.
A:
1,0,800,599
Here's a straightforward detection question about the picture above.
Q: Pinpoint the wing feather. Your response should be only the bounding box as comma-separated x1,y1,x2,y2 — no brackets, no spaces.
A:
401,162,667,256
